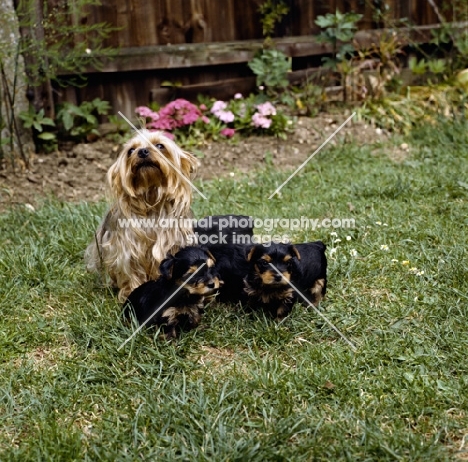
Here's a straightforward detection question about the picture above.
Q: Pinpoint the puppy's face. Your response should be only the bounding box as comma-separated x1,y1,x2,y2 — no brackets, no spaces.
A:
160,247,221,295
107,130,199,200
247,244,301,287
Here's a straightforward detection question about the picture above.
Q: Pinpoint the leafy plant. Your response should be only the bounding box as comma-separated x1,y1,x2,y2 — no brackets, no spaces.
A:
248,49,291,94
315,11,363,70
0,0,118,164
258,0,289,40
18,108,56,141
348,31,404,100
56,98,110,141
315,10,363,103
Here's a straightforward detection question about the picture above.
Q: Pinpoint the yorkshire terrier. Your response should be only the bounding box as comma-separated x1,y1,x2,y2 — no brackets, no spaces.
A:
85,130,199,302
205,243,252,304
125,246,221,339
244,241,327,319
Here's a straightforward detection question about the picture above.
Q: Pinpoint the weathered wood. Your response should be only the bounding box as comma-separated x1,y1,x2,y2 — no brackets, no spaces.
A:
58,22,466,76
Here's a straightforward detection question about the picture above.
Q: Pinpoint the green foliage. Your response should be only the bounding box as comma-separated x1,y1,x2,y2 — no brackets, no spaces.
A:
56,98,110,141
290,82,325,116
409,57,447,77
18,108,56,140
248,49,291,93
14,0,118,87
357,84,467,134
258,0,289,39
315,10,363,69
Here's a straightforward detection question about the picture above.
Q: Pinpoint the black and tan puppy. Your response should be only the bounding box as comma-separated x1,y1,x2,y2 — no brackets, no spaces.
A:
125,246,221,339
205,243,252,304
244,241,327,319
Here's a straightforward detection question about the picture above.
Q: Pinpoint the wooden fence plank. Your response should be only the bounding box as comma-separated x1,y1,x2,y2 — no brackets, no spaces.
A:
62,21,466,76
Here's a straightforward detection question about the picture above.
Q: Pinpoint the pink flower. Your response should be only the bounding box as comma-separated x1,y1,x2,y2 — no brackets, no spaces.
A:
211,101,227,114
148,99,202,131
216,110,235,123
202,116,210,124
252,112,272,129
135,106,159,120
220,128,236,137
256,102,276,116
199,104,207,111
234,93,243,99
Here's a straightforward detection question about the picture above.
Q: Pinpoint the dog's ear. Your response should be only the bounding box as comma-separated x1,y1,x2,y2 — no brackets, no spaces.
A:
289,245,301,260
160,257,175,280
246,244,264,262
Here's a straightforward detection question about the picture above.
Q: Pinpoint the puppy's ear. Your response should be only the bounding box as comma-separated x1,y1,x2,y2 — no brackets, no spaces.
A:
289,245,301,260
160,257,175,279
246,245,264,262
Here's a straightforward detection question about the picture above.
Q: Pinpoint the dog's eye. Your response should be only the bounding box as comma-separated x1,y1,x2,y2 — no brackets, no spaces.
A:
128,148,135,156
155,143,165,150
258,260,269,269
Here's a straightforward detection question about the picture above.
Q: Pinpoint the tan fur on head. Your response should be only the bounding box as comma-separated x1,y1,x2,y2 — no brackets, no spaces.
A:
84,130,200,302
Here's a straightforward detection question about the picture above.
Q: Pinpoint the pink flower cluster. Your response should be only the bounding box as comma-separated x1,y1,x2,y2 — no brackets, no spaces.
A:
211,100,235,123
220,128,236,138
135,99,208,131
251,102,277,129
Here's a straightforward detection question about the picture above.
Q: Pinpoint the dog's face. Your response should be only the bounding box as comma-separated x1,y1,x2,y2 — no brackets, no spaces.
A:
107,130,199,203
159,247,221,296
247,244,301,287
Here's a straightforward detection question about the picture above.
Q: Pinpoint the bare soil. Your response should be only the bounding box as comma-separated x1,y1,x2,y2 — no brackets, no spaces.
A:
0,113,389,212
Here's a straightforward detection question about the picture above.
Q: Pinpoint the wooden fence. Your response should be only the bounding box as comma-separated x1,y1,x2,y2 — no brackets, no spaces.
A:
54,0,450,115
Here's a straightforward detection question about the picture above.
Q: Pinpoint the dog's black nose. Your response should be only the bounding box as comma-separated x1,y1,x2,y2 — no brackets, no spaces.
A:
138,148,150,158
274,274,283,282
207,281,215,289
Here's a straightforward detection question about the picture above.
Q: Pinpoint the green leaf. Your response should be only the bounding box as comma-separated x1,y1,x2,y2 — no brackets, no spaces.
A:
37,132,57,140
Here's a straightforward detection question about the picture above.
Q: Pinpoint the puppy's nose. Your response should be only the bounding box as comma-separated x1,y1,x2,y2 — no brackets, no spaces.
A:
274,274,283,282
207,281,215,289
138,148,150,158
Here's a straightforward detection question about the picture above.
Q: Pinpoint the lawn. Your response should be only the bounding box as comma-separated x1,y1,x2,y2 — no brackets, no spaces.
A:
0,115,467,460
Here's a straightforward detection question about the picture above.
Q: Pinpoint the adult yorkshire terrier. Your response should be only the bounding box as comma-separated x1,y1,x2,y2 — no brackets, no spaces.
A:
85,130,199,302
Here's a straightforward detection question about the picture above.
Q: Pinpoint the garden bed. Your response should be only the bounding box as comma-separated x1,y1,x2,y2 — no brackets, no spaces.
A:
0,113,389,212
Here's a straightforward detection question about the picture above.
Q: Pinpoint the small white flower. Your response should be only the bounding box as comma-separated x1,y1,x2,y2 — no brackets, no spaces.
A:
402,260,410,266
234,93,243,99
329,248,337,255
409,267,418,273
330,232,338,237
416,270,425,276
346,236,351,241
334,238,342,243
24,203,35,212
391,259,398,263
85,48,92,54
383,223,388,227
380,244,389,251
229,172,235,177
375,221,382,226
259,86,265,91
350,249,358,257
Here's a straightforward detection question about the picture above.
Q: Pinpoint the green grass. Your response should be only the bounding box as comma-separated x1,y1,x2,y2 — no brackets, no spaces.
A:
1,116,467,460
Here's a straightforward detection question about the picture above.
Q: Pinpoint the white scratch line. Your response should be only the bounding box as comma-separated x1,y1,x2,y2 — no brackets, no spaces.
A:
269,262,357,351
269,112,356,199
118,111,207,200
118,263,207,350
